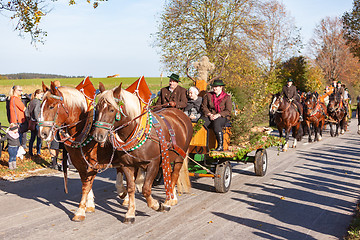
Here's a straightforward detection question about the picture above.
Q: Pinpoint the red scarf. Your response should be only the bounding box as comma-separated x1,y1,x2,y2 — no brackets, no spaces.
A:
211,91,228,113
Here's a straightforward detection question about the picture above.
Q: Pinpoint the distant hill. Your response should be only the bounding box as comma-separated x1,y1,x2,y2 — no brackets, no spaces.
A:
0,73,87,79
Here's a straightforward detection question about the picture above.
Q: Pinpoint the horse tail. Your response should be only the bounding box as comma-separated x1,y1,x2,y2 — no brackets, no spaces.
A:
177,153,191,194
135,168,145,192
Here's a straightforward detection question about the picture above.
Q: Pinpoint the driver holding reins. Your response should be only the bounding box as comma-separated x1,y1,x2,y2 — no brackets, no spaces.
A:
155,73,188,110
280,78,303,122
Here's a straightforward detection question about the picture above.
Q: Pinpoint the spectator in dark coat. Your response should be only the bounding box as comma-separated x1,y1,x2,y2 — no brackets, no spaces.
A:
28,89,43,156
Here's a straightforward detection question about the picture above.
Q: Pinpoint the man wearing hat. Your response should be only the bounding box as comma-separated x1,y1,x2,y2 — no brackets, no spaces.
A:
201,79,232,151
155,73,187,109
280,78,303,121
335,81,345,97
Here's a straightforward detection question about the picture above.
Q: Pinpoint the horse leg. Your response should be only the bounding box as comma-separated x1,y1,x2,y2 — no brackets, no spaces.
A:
318,120,323,141
121,167,137,223
84,188,95,213
340,118,345,134
335,122,339,136
73,171,97,222
292,124,301,148
306,121,312,142
283,128,290,152
329,123,334,137
141,164,167,212
165,158,187,207
116,169,127,199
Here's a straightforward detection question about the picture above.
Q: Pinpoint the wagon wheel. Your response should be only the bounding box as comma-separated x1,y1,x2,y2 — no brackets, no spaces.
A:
214,160,232,193
254,149,268,176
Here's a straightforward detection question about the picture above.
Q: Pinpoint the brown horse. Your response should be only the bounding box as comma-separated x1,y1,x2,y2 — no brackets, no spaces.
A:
269,93,303,151
327,92,346,137
92,82,193,223
303,92,327,142
39,81,131,222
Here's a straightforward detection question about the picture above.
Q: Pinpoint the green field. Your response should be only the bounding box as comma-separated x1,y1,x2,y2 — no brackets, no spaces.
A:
0,77,193,126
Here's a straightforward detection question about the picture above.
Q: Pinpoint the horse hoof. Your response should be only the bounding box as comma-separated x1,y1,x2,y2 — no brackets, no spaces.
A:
86,207,95,213
119,192,127,199
157,203,171,212
72,215,85,222
123,217,135,224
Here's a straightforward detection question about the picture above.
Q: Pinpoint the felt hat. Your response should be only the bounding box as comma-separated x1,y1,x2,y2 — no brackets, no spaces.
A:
337,80,342,84
287,78,293,82
211,79,225,86
168,73,180,82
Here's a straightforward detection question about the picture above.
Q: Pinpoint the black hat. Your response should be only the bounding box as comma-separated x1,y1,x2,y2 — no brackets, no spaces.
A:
168,73,180,82
211,79,225,86
287,78,293,82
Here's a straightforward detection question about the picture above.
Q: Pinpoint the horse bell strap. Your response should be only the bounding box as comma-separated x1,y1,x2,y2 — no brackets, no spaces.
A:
152,115,174,201
158,114,186,159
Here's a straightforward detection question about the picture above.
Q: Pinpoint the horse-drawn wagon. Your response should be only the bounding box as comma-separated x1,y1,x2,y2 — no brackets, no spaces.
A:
186,122,282,193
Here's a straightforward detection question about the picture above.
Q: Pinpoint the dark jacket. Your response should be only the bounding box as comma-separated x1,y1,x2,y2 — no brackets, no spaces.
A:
335,86,345,98
28,98,41,121
1,132,20,147
184,97,202,122
201,92,232,119
281,85,297,100
155,85,188,109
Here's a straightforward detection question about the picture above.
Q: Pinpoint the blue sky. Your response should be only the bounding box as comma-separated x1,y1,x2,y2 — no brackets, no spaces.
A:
0,0,354,78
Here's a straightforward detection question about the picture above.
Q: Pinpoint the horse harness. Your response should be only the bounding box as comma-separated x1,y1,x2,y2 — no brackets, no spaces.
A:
152,113,186,201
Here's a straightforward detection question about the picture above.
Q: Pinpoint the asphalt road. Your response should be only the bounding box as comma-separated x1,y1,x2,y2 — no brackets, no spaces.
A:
0,119,359,239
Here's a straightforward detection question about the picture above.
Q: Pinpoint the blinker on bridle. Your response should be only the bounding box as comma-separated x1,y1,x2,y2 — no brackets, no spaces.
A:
93,96,126,130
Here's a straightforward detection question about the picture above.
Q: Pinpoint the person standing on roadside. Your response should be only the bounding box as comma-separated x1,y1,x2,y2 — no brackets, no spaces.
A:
28,89,43,156
1,123,21,170
9,85,27,151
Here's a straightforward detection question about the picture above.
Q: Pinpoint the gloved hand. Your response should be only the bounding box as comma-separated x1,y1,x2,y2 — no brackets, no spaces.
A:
168,101,176,107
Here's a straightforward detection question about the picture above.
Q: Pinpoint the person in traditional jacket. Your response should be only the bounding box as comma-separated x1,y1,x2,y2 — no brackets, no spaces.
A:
155,73,187,110
184,86,202,122
201,79,232,151
280,78,303,121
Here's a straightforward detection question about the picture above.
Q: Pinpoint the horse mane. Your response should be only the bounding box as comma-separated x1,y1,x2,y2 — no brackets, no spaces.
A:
98,87,141,120
44,86,88,112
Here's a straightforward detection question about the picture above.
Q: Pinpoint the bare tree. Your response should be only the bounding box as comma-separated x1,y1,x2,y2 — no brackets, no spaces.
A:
308,17,353,83
250,0,301,74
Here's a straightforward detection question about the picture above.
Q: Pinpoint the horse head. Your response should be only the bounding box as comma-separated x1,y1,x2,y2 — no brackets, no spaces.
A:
93,82,141,143
328,93,340,113
270,94,283,115
304,93,317,113
39,81,87,141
